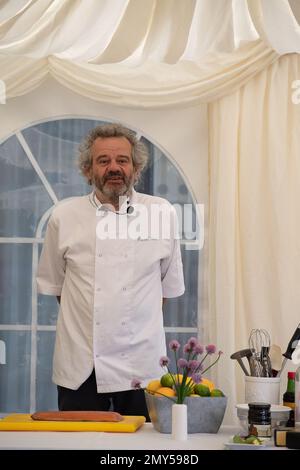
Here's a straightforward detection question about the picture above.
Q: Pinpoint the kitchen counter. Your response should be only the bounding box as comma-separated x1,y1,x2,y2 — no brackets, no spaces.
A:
0,424,281,450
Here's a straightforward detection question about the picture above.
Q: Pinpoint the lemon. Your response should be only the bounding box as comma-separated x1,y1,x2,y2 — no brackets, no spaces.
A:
160,373,174,388
155,387,176,397
189,394,200,397
173,374,194,387
194,384,211,397
185,377,194,388
146,379,161,394
173,373,183,383
200,378,215,392
210,388,224,397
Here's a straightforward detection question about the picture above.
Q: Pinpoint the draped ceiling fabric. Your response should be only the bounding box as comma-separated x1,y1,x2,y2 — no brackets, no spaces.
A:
0,0,300,423
2,0,300,106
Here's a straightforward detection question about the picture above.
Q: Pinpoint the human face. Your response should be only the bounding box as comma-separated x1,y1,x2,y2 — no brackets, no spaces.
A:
89,137,137,203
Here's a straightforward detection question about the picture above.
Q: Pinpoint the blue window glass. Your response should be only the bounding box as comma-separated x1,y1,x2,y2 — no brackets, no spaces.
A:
0,331,31,413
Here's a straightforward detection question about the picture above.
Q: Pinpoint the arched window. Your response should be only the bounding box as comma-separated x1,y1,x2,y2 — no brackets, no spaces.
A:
0,118,202,412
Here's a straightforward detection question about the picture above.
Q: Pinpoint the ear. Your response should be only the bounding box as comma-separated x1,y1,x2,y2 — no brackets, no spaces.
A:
83,167,93,185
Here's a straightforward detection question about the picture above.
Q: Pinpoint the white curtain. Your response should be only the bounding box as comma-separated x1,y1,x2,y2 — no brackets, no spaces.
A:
209,53,300,422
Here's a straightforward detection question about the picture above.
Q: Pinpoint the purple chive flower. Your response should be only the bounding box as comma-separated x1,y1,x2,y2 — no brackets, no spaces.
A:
159,356,170,367
177,358,188,369
183,343,193,354
191,372,202,384
187,337,198,350
206,344,216,354
131,378,142,389
187,360,200,372
195,343,204,355
169,340,180,352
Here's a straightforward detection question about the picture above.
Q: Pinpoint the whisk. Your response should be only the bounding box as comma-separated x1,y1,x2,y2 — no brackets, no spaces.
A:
248,328,272,377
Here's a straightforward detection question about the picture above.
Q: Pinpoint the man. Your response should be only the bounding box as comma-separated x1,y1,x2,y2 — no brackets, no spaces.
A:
37,123,185,419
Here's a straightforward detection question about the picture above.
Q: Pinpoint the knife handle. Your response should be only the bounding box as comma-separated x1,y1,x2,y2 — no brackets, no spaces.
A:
282,323,300,359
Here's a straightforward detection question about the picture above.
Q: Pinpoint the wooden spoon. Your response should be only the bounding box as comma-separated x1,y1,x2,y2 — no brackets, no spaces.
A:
269,344,282,376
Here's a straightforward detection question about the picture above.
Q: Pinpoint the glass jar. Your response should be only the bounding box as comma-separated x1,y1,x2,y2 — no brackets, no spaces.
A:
248,402,271,438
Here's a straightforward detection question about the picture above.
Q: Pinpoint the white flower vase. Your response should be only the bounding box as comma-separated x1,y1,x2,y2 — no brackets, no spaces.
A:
172,404,187,440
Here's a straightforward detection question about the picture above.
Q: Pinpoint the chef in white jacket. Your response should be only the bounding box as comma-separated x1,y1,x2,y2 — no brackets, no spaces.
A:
37,123,185,419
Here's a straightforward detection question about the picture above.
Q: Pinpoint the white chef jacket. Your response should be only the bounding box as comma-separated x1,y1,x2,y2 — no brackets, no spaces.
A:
36,189,185,392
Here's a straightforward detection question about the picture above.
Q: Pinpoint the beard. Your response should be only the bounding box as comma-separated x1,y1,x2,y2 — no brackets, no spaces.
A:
92,170,135,202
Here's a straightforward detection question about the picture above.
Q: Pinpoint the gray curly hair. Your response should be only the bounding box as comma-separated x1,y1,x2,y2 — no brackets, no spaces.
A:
78,123,148,184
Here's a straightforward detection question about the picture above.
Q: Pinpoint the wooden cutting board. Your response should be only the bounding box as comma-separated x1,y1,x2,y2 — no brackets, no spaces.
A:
0,414,146,432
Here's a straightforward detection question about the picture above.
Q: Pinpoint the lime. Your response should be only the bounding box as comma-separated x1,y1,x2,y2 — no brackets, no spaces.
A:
210,388,224,397
160,373,174,388
193,384,211,397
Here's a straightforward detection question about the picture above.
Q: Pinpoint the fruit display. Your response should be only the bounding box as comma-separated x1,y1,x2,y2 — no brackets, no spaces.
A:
146,373,225,398
133,337,224,405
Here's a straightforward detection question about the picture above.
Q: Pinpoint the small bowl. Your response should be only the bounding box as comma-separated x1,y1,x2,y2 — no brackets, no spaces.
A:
236,404,291,431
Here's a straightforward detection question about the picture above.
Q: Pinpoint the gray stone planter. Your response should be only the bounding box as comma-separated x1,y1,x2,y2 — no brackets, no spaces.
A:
145,391,227,434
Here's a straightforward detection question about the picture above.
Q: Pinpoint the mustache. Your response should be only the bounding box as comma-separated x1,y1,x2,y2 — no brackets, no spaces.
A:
104,171,125,182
